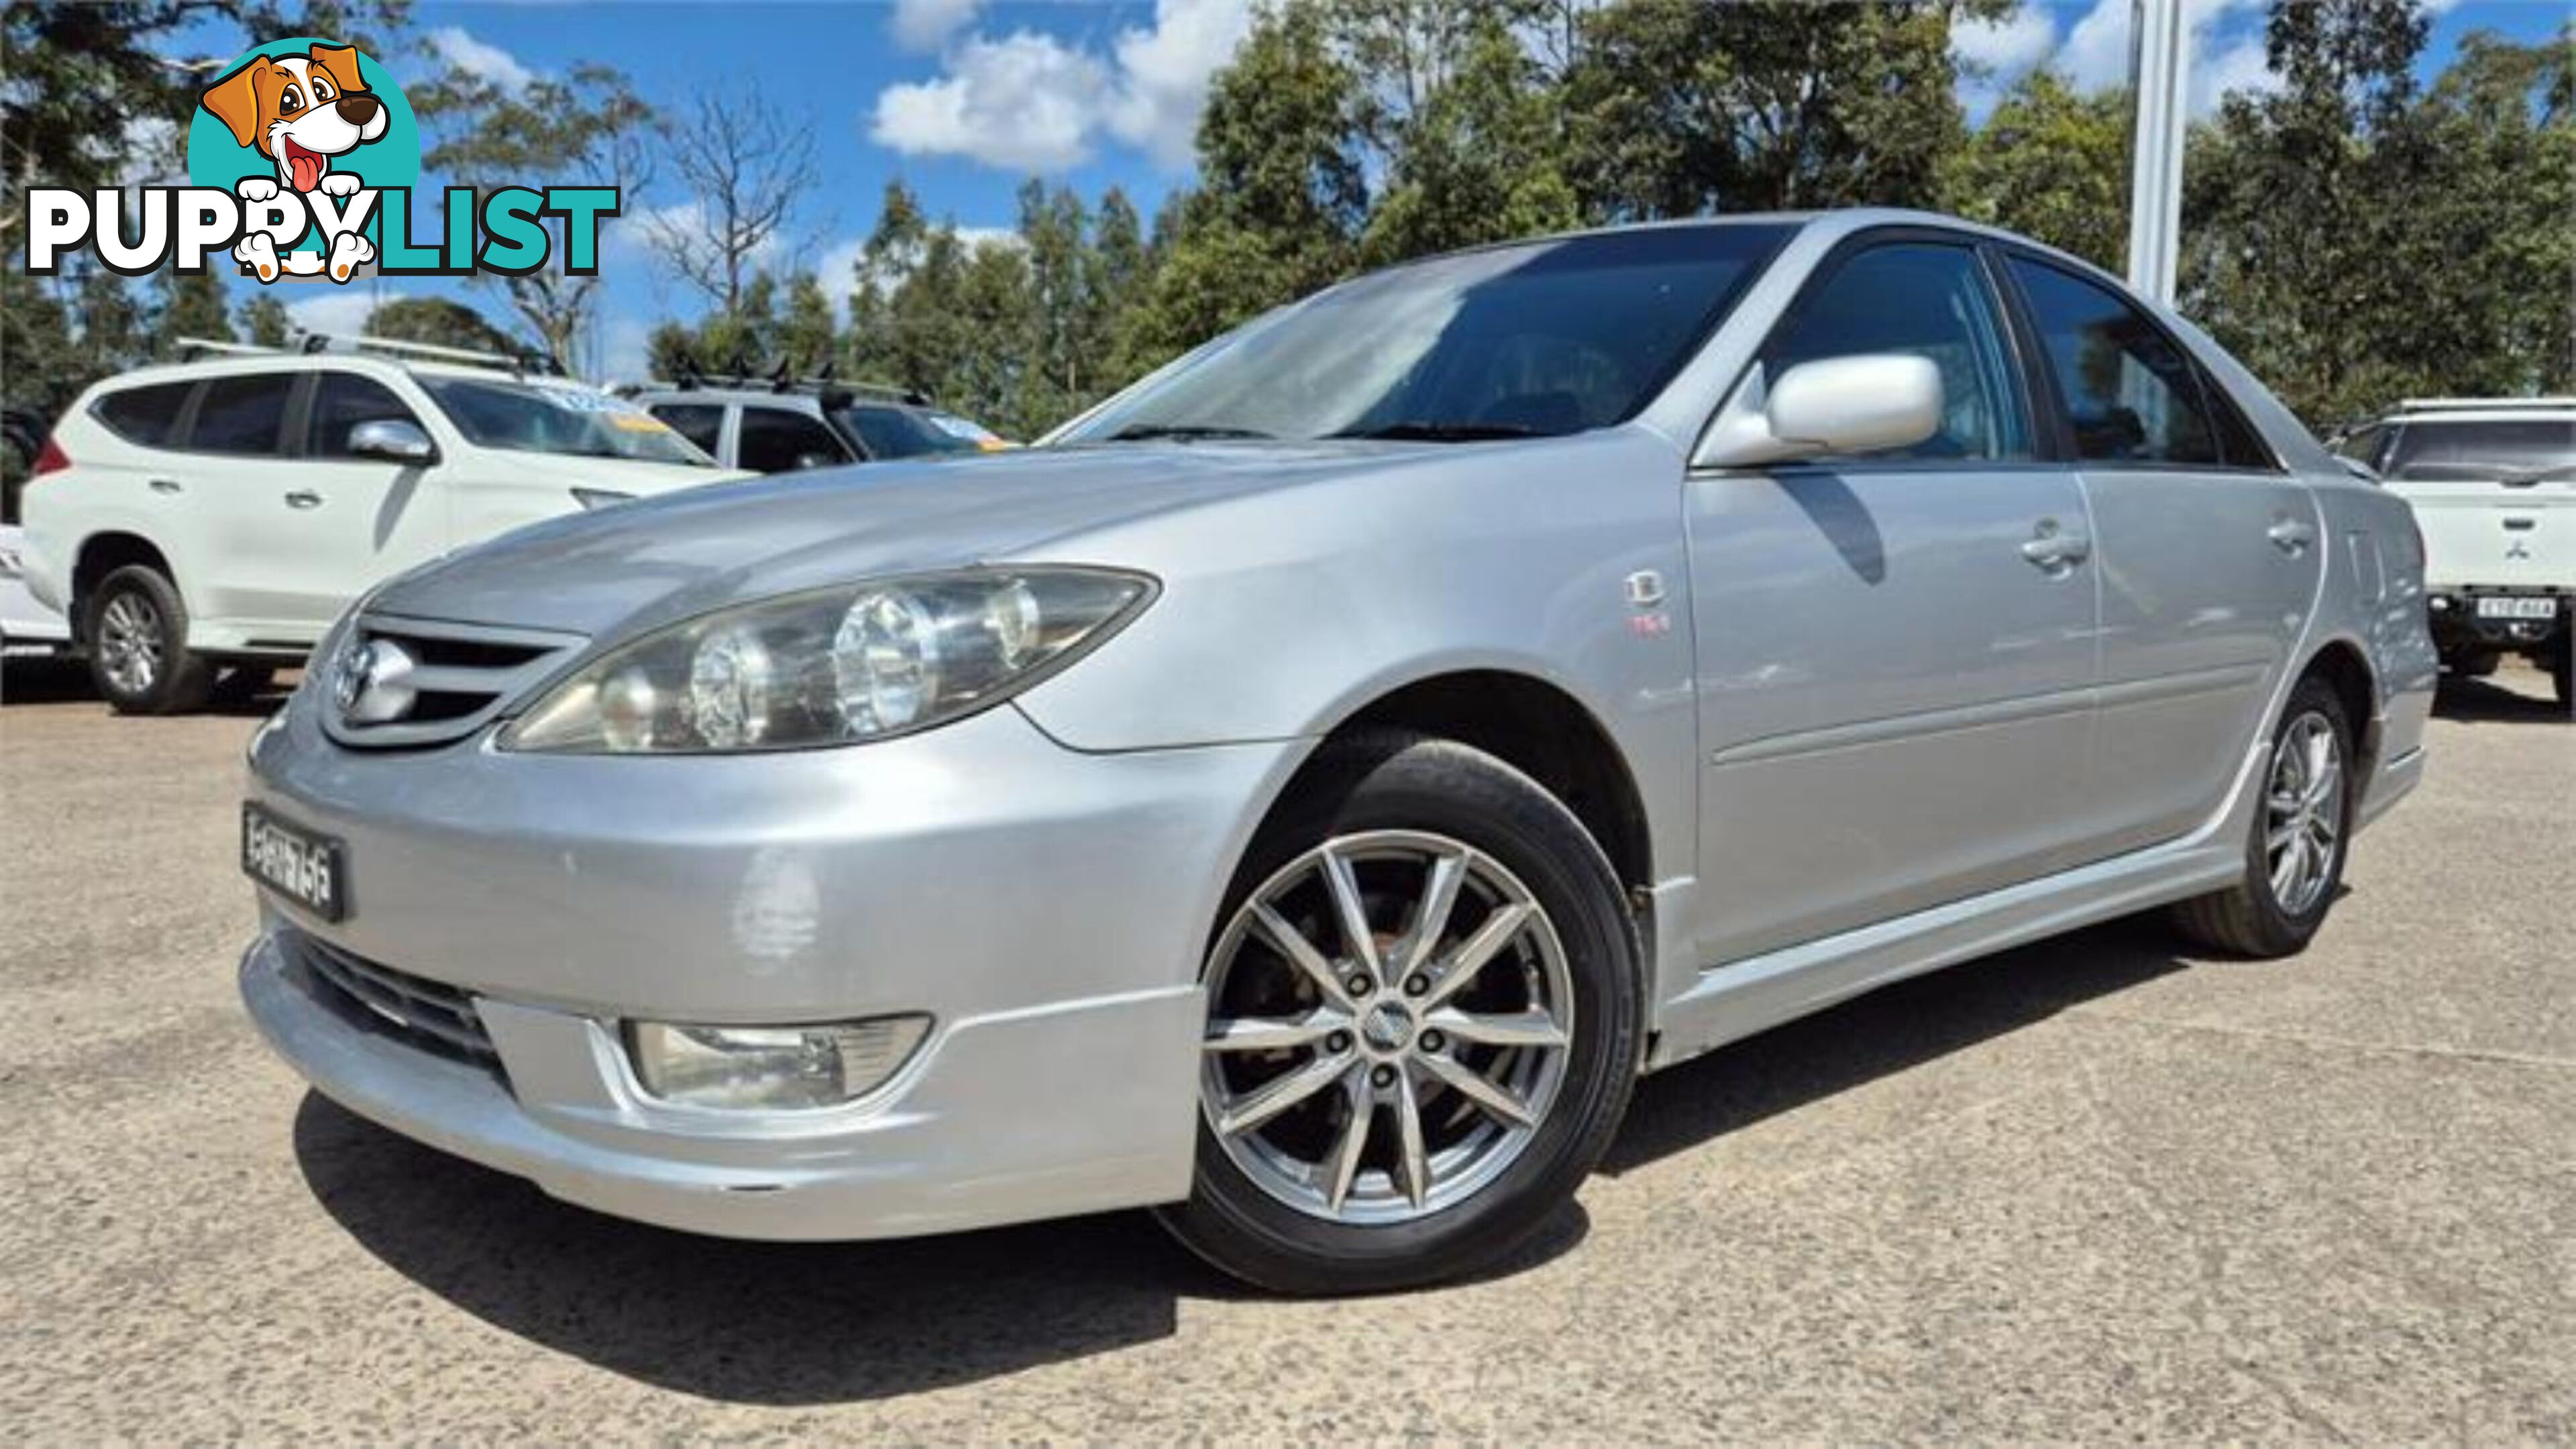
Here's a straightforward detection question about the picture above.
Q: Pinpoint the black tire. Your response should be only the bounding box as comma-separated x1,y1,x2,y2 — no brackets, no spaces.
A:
2170,675,2354,957
1155,731,1644,1295
82,564,211,715
2553,633,2572,715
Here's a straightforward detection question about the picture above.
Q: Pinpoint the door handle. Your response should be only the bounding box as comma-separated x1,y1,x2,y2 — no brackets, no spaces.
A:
148,478,182,494
2267,517,2316,554
2020,519,2091,573
283,490,323,510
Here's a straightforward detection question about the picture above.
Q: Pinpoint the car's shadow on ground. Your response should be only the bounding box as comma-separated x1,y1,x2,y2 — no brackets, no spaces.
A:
295,914,2204,1403
1601,915,2194,1175
2432,672,2567,725
0,657,293,714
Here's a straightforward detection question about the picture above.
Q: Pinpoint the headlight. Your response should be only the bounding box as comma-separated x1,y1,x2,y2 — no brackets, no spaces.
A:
502,566,1155,753
570,487,633,510
0,545,22,580
627,1016,931,1110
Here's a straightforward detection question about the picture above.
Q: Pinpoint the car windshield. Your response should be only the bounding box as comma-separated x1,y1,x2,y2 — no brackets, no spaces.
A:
1059,225,1793,445
2387,418,2576,482
421,378,718,466
841,405,996,459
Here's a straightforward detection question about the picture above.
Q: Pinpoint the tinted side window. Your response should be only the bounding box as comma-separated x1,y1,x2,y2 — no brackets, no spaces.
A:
736,407,849,473
186,374,294,455
648,403,725,456
2008,258,2220,466
1764,243,2031,461
91,382,197,445
307,374,423,458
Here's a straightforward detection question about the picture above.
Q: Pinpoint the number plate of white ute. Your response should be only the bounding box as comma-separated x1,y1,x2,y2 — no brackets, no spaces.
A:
2474,596,2559,620
241,804,345,921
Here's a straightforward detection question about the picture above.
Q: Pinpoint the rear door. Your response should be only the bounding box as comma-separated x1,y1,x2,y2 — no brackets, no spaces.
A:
174,370,311,632
2002,255,2324,853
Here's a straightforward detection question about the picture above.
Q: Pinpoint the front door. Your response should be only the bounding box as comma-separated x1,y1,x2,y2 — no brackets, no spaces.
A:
1685,239,2101,967
267,369,452,633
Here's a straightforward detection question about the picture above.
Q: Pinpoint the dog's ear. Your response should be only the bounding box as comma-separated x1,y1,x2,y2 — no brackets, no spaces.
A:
200,58,270,150
309,44,369,96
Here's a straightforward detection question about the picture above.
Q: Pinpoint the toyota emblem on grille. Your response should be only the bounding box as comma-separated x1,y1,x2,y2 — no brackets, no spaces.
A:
333,635,419,724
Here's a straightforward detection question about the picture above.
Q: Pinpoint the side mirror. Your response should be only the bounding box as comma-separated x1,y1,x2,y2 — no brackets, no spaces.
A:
1697,354,1945,470
347,418,437,464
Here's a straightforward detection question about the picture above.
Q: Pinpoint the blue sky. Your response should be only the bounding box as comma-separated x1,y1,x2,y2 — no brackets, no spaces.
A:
157,0,2561,382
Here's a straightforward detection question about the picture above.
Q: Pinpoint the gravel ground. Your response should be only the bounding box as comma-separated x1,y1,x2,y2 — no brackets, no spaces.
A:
2,658,2569,1442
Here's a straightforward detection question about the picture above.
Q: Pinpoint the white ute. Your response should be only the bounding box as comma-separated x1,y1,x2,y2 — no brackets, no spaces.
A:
17,336,749,713
2337,397,2574,712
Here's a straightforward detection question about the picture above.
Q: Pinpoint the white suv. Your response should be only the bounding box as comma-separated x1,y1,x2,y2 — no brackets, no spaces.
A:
19,338,749,712
2335,397,2573,710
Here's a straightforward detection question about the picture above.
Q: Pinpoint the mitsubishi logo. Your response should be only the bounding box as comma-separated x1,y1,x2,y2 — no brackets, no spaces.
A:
332,635,417,724
2506,537,2532,561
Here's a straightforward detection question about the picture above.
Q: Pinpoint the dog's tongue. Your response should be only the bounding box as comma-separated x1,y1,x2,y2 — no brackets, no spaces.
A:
288,149,324,193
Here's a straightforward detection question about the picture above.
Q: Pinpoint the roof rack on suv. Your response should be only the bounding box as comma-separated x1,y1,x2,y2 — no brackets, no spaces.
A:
175,333,559,378
664,354,932,407
2396,396,2576,413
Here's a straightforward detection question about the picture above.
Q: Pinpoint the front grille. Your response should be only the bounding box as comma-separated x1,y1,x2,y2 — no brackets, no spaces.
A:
321,612,585,750
296,933,498,1066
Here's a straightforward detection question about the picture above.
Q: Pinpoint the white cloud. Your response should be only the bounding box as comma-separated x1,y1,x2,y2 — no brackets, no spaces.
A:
1968,0,2278,119
869,0,1252,173
424,26,537,94
890,0,981,54
283,288,380,341
871,30,1109,170
1952,6,2058,79
1103,0,1256,166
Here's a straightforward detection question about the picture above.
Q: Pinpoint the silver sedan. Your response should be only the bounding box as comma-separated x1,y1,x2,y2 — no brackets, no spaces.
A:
238,209,2435,1294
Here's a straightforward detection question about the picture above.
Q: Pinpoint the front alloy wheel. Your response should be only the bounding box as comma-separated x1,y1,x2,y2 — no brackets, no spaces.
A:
1200,830,1575,1223
1159,733,1642,1295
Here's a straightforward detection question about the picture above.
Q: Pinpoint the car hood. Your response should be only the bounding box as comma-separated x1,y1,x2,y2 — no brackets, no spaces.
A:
367,441,1405,641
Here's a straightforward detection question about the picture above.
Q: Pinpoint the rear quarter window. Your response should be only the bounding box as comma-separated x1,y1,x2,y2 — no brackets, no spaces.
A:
90,381,198,446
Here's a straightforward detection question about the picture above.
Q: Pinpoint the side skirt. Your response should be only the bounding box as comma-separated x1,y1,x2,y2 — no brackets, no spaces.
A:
1644,735,2269,1073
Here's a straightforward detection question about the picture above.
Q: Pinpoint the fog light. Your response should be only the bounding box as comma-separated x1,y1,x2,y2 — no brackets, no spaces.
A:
625,1016,930,1110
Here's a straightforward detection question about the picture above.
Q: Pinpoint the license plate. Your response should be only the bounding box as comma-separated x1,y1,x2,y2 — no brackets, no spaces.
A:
241,804,345,921
2474,596,2558,621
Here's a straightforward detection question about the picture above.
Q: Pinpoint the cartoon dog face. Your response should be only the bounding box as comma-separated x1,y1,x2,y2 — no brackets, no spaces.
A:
200,46,388,194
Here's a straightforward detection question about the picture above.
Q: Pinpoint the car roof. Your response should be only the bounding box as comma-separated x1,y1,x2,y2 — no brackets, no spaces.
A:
628,385,943,413
83,352,601,392
2383,398,2576,423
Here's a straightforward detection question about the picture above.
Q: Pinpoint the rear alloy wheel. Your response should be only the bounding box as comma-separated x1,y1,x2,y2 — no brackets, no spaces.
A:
2171,676,2352,957
1159,733,1641,1295
84,565,211,715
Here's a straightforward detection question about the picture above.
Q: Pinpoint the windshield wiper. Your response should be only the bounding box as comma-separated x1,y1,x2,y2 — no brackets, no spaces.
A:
1333,421,1546,443
1106,423,1275,442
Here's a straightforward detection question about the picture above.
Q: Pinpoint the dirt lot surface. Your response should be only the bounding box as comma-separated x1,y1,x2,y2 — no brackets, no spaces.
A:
3,659,2569,1440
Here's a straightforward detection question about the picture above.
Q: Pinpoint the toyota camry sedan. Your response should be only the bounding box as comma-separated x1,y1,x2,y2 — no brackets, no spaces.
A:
239,210,2435,1294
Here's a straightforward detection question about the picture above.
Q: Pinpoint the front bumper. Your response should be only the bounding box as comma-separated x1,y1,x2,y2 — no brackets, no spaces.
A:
241,698,1307,1240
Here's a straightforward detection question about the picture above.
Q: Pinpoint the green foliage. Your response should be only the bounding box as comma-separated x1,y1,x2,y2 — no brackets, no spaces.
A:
413,59,658,371
1943,70,2131,271
2178,3,2573,421
366,296,523,355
